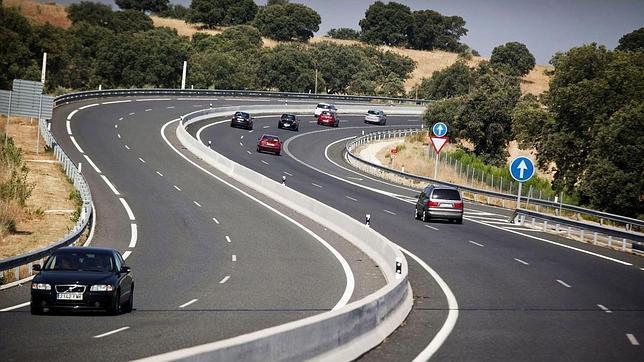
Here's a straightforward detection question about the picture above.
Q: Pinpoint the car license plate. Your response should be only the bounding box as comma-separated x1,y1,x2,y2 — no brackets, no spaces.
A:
439,203,453,208
57,293,83,300
267,143,275,146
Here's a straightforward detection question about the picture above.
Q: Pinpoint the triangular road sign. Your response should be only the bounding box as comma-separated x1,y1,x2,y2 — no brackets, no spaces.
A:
431,136,449,153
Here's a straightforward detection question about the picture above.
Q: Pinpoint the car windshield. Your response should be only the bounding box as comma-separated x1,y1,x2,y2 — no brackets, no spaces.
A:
44,252,115,272
262,136,279,142
368,110,380,115
431,189,461,200
234,112,250,119
317,104,330,109
282,114,296,121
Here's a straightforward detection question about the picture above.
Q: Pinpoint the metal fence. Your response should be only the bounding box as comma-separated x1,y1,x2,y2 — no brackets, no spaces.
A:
0,119,93,286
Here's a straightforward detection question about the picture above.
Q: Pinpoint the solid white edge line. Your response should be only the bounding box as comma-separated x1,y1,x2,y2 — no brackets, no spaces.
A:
556,279,572,288
514,258,529,265
100,175,120,195
0,301,31,312
67,109,78,120
102,100,131,105
135,98,171,102
119,198,135,221
78,103,98,110
129,224,138,248
83,200,97,247
225,235,231,243
122,251,132,260
219,276,230,284
468,240,484,247
166,119,354,311
69,136,85,154
626,334,639,345
94,326,130,338
179,299,198,308
66,120,72,135
83,155,102,174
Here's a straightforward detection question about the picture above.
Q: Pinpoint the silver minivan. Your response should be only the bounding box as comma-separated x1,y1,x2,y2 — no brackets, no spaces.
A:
414,185,463,223
364,109,386,125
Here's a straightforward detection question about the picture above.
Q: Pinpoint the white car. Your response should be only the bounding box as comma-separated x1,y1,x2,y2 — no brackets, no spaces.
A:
314,103,337,118
364,109,386,125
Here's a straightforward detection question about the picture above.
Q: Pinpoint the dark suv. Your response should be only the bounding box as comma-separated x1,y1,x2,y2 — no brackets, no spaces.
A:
278,113,299,131
414,185,463,223
230,111,253,130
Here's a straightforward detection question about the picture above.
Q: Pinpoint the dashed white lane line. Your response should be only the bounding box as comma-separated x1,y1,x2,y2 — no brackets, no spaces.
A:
100,175,120,195
66,120,72,135
119,198,135,221
557,279,572,288
70,136,85,154
102,100,131,105
0,301,30,312
219,276,230,284
212,217,220,224
232,255,237,262
193,201,202,207
626,334,640,345
128,224,138,248
67,109,78,120
284,171,293,177
239,142,244,146
225,235,231,243
261,160,269,165
179,299,198,308
138,157,146,163
468,240,484,247
597,304,612,313
118,117,124,121
83,155,102,173
263,125,270,129
136,98,171,102
167,106,175,109
129,112,135,116
115,124,118,129
173,185,181,191
122,251,132,260
156,171,163,177
246,150,252,155
424,225,440,231
345,196,357,201
514,258,529,265
346,176,363,181
117,133,121,139
384,209,396,215
248,130,254,133
193,105,202,107
78,103,98,110
94,326,129,339
145,109,152,112
124,145,131,150
311,183,323,188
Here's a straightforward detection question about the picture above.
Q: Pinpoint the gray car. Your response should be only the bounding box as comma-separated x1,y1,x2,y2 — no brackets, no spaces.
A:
414,185,463,223
364,109,386,125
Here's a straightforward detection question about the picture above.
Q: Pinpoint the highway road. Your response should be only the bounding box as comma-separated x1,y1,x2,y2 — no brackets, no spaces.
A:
1,96,642,361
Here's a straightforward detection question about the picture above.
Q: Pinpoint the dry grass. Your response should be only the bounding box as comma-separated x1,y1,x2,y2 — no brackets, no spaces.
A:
4,0,71,28
0,115,76,259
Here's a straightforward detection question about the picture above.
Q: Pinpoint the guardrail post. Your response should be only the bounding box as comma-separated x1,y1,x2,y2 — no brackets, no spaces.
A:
567,226,571,238
556,223,560,233
608,235,613,248
593,232,597,245
622,239,627,252
531,218,535,227
14,266,20,282
27,262,32,277
580,229,585,242
543,220,548,232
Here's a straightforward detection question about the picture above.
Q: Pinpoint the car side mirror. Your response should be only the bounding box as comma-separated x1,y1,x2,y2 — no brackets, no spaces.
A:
120,266,131,274
32,264,41,272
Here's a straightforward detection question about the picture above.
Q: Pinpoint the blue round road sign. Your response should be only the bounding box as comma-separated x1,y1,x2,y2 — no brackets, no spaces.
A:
432,122,447,137
509,156,535,183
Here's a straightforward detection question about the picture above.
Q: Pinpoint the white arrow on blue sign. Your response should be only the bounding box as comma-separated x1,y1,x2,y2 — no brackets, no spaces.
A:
509,156,535,183
432,122,447,137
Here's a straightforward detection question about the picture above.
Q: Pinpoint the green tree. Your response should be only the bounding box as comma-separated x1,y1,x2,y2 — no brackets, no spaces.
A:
112,10,154,33
379,72,405,97
327,28,361,40
31,23,75,91
0,5,37,89
115,0,169,13
254,3,321,42
490,42,536,77
67,1,115,28
417,61,475,99
408,9,467,51
267,0,289,5
258,44,316,92
156,4,190,20
511,94,555,151
359,1,412,47
67,21,114,89
189,51,256,89
616,27,644,52
188,0,257,28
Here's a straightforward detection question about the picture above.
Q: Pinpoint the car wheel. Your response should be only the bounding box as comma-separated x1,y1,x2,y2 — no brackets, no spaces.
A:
382,120,386,125
30,302,43,315
422,210,429,222
456,218,463,224
295,126,299,131
334,121,339,128
123,285,134,313
256,147,261,153
109,290,122,315
414,208,420,220
276,151,281,156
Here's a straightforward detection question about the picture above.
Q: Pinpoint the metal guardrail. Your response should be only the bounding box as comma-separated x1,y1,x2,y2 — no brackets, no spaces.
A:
0,119,93,284
54,88,431,107
345,128,644,246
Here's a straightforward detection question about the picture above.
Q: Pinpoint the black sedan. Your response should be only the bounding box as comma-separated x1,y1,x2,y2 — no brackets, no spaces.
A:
277,113,299,131
230,111,253,130
30,247,134,315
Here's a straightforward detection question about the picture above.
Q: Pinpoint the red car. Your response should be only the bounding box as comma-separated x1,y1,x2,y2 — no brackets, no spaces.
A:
256,134,282,155
317,110,339,127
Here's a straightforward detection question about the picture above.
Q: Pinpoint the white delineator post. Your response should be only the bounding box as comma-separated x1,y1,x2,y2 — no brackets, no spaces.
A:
181,61,187,90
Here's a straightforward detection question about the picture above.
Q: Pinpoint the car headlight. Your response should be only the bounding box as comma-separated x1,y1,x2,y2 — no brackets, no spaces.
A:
31,283,51,290
90,284,115,292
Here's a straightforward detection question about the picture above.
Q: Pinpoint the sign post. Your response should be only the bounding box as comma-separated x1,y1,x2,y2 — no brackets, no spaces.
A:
509,156,535,208
430,122,448,179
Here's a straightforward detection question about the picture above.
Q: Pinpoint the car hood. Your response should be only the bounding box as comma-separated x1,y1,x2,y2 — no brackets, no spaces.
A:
34,271,115,285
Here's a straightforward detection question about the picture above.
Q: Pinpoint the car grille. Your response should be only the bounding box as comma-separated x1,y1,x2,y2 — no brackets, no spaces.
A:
55,284,87,293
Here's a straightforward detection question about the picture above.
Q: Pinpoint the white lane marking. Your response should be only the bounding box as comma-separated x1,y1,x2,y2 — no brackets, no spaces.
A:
129,112,135,116
118,117,124,121
100,175,120,195
173,185,182,191
225,235,231,243
408,119,418,122
122,251,132,260
212,217,220,224
311,183,322,188
83,155,102,173
626,334,640,345
102,100,131,105
503,227,542,231
193,201,202,207
597,304,612,313
136,98,171,102
115,124,118,128
119,198,135,221
94,326,130,339
167,106,175,109
145,109,152,112
125,145,131,150
179,299,198,308
67,109,79,120
468,240,484,247
246,150,252,155
239,142,243,146
240,136,244,139
346,176,363,181
78,103,98,110
193,105,202,107
232,255,237,262
283,171,293,177
384,209,396,215
424,225,439,231
165,119,354,311
261,160,269,165
248,130,254,133
66,120,72,135
345,196,357,201
641,268,644,271
0,301,30,312
138,157,146,163
70,136,85,154
263,125,270,129
308,120,317,123
514,258,529,265
465,215,508,222
219,276,230,284
156,171,163,176
557,279,572,288
117,133,121,139
129,224,138,248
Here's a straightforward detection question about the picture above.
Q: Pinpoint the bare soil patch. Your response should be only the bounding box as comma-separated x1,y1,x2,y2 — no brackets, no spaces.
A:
4,0,71,28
